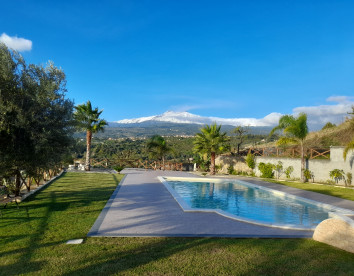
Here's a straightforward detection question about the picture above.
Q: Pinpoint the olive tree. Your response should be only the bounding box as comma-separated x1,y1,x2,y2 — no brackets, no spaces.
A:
0,43,74,195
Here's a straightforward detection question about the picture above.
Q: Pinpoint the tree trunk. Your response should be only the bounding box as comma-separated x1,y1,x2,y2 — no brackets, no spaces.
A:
300,141,305,183
210,152,216,175
162,156,165,171
14,170,21,196
85,130,92,171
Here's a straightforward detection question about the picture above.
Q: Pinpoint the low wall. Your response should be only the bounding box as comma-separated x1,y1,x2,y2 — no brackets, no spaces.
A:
216,147,354,185
215,155,252,174
254,147,353,184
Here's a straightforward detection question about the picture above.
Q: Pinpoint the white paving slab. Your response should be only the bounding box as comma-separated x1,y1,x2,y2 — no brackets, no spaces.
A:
66,239,84,244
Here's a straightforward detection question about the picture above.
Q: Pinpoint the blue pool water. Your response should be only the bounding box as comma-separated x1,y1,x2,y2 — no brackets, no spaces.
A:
165,179,338,228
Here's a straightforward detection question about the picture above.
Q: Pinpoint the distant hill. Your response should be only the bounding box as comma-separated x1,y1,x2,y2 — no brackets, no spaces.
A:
304,120,354,148
257,119,354,148
75,121,274,139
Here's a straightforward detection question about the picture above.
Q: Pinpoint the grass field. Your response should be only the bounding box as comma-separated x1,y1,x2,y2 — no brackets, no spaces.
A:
1,172,353,275
267,179,354,201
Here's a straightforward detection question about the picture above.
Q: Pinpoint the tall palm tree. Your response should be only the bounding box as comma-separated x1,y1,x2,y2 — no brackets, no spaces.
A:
193,123,229,175
270,113,308,182
344,106,354,160
344,140,354,160
146,135,173,169
74,101,107,171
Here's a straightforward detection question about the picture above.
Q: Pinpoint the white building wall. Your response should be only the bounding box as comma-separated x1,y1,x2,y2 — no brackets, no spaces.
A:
254,146,354,184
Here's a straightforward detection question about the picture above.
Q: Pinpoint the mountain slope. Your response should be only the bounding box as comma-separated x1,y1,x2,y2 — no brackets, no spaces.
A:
304,120,354,147
115,111,281,127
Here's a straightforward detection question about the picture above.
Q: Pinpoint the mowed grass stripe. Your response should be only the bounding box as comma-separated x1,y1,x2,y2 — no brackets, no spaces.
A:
267,179,354,201
0,172,353,275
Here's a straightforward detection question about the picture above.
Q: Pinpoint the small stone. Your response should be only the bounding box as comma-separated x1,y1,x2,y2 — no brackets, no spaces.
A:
66,239,84,244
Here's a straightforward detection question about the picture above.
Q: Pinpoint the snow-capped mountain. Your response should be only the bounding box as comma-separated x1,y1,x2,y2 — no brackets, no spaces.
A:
116,111,282,127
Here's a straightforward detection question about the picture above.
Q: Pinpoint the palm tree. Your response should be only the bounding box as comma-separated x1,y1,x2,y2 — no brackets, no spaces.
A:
344,139,354,160
146,135,173,169
74,101,107,171
270,113,308,182
344,106,354,160
193,123,229,175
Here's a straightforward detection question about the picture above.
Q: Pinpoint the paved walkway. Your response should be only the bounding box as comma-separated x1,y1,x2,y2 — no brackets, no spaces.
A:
87,169,354,238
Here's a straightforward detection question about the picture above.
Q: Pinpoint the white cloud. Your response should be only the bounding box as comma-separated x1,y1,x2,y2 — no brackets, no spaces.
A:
0,33,32,51
293,96,354,129
326,96,353,104
118,110,282,127
118,95,353,130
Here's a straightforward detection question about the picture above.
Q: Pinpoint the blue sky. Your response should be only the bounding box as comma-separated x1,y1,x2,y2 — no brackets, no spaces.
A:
1,0,354,124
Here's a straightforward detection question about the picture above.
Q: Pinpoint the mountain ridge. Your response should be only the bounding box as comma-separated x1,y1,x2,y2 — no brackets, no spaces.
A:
115,110,282,127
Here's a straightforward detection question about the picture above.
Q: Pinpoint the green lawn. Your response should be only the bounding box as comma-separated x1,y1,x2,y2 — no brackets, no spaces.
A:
266,179,354,201
1,172,353,275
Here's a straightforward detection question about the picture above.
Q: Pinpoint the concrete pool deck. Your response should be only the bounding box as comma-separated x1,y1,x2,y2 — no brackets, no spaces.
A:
88,169,354,238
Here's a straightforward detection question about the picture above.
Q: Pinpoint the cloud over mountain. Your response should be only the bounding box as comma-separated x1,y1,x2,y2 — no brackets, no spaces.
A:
116,111,282,127
0,33,32,51
116,95,353,130
293,96,353,127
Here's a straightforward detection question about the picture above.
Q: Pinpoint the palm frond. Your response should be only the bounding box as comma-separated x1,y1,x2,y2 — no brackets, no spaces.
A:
276,137,298,146
344,138,354,160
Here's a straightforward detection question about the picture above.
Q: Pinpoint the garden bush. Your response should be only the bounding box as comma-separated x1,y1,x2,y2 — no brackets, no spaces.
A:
258,162,274,178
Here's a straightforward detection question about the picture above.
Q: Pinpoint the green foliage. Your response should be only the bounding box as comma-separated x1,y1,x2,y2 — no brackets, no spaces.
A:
343,139,354,160
73,101,107,171
329,169,345,184
346,172,352,186
74,101,107,133
270,113,309,182
112,165,124,173
232,125,249,154
146,135,173,163
227,165,235,175
193,124,230,155
344,106,354,160
270,113,309,140
322,122,336,130
258,162,274,178
304,169,314,182
245,153,256,170
0,43,74,194
284,166,294,179
274,161,283,179
193,123,229,174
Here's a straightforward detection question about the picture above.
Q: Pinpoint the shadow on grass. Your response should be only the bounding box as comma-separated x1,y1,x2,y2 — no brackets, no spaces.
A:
0,191,58,275
58,237,354,275
1,173,354,275
0,173,122,275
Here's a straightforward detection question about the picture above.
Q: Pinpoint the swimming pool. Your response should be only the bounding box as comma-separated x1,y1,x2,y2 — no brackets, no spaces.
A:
158,177,354,230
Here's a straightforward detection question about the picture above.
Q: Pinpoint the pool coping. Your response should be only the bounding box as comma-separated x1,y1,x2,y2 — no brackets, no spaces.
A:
158,176,354,231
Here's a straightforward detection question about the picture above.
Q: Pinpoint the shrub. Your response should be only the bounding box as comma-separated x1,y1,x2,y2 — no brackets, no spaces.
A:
246,153,256,170
227,165,235,175
304,169,314,182
274,161,283,179
215,165,222,173
112,166,124,173
258,162,274,178
285,166,294,179
329,169,345,184
346,172,352,186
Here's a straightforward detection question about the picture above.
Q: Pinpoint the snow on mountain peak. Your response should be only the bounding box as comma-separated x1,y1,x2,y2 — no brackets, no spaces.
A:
115,111,281,126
